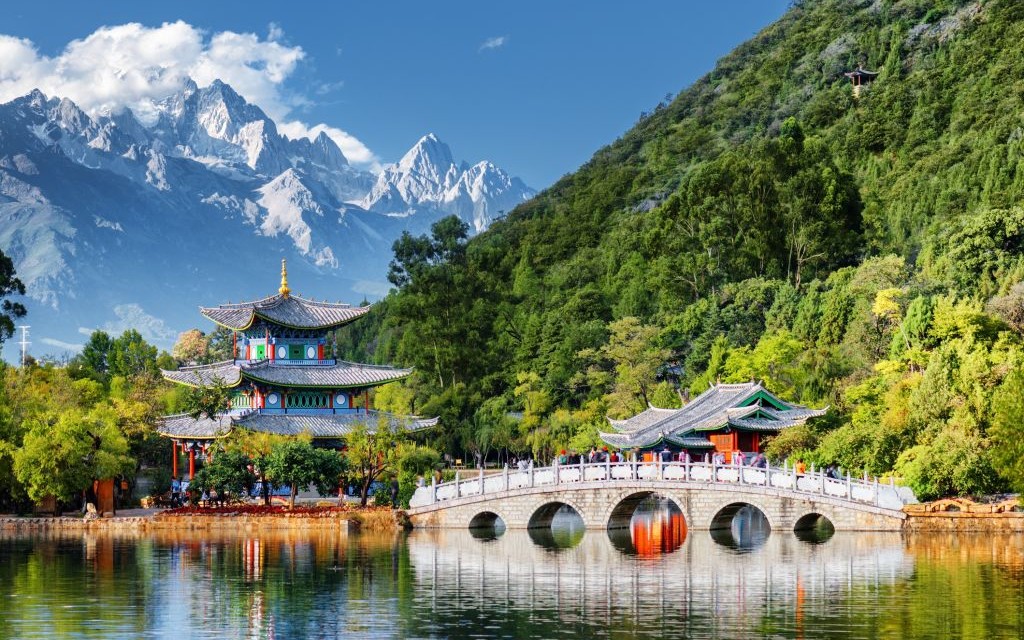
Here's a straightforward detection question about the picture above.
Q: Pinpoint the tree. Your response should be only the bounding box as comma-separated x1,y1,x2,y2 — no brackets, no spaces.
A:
108,330,158,378
77,331,112,378
0,250,26,349
184,377,231,420
264,438,345,508
344,420,405,507
13,405,133,512
990,369,1024,497
172,329,209,364
189,448,256,499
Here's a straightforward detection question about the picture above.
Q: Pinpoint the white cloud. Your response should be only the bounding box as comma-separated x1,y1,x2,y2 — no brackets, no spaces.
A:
102,303,177,345
0,22,382,171
40,337,84,352
78,326,96,337
279,121,383,173
479,36,508,52
351,279,391,299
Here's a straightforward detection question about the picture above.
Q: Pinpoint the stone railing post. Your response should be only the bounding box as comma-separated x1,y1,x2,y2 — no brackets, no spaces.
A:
605,456,611,482
820,470,826,496
554,460,560,486
739,458,745,485
874,477,880,507
454,471,461,499
579,458,584,483
657,455,663,481
712,459,718,484
503,465,509,492
685,456,690,482
529,464,535,488
846,472,852,500
431,475,437,504
479,467,485,494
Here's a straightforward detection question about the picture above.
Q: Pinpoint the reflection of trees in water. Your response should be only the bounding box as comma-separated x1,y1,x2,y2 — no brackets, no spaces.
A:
529,505,585,550
2,531,1024,638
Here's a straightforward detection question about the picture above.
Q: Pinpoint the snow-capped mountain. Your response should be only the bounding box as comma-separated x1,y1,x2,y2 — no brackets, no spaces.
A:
361,133,535,232
0,80,534,359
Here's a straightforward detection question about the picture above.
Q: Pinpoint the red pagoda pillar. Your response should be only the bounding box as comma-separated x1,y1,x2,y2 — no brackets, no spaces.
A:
189,448,196,480
172,441,178,479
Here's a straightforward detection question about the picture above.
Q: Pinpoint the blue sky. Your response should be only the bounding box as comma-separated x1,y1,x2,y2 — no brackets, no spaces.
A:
2,1,790,190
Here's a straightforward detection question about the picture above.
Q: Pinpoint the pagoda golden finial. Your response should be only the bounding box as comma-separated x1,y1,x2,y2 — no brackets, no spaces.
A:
279,259,291,298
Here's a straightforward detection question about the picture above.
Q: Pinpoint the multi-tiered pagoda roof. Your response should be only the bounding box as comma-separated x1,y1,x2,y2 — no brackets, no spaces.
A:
159,260,436,443
599,382,825,450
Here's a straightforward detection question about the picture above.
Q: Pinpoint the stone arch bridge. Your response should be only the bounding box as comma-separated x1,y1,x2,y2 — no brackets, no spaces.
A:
407,461,914,532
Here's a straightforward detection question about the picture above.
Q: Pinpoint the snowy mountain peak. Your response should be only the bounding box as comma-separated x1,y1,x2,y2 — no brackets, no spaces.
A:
361,133,534,232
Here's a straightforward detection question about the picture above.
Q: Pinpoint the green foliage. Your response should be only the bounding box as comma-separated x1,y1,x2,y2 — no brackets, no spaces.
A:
990,369,1024,495
189,448,256,498
343,421,405,507
331,0,1024,500
13,406,134,505
183,377,231,421
0,249,26,347
264,438,346,508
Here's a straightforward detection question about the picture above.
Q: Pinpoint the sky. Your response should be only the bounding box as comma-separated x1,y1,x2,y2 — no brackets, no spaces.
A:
0,1,791,190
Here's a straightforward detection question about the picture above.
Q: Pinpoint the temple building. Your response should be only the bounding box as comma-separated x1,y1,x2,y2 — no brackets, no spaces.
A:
159,260,437,479
844,67,878,98
599,382,825,462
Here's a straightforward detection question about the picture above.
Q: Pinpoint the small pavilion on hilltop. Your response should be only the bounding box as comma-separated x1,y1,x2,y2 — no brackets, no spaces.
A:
599,382,826,463
159,260,437,480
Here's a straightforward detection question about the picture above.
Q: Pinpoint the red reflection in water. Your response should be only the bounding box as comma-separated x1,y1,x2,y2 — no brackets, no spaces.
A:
630,510,687,555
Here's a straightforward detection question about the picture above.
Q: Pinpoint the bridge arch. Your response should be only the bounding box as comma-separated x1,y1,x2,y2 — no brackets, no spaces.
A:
794,511,836,542
468,510,508,532
707,499,776,532
527,498,588,530
603,489,690,531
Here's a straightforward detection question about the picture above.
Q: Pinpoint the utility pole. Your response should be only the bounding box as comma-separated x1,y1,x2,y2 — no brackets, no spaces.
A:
17,325,30,367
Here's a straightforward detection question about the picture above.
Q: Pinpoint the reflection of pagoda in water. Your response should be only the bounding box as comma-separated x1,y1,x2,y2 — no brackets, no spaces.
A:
629,510,687,556
158,261,437,479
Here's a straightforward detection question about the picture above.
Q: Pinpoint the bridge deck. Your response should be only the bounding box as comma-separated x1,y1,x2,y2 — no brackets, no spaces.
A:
408,461,915,529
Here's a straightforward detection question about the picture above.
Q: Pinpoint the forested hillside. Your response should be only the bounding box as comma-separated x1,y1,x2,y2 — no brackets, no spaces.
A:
337,0,1024,500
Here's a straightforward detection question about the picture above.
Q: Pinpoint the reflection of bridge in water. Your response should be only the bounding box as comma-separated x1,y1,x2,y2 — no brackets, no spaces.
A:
406,528,915,634
409,461,915,532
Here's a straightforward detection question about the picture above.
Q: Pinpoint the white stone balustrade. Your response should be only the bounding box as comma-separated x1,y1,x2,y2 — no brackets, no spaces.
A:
412,461,914,513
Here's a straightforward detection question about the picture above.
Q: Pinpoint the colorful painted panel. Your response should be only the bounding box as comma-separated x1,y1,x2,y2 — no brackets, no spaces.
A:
288,344,304,360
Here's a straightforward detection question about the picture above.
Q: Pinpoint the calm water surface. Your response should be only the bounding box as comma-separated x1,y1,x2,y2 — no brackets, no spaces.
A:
1,506,1022,639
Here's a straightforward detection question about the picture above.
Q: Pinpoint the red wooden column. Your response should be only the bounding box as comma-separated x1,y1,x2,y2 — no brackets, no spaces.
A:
189,448,196,480
172,441,178,479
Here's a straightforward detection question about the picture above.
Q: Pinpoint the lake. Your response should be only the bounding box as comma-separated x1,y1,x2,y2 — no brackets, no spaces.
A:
1,504,1022,639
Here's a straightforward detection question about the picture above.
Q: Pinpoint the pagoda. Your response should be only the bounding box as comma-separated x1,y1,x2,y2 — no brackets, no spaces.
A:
159,260,437,479
599,382,825,463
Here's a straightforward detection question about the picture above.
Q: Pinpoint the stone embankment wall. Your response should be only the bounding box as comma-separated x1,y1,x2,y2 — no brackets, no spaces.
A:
903,497,1024,532
0,512,378,534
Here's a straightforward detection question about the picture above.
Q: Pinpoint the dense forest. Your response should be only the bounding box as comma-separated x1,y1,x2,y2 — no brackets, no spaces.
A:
334,0,1024,500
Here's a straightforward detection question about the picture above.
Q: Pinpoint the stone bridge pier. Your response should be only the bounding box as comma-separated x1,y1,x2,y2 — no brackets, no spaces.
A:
407,480,907,532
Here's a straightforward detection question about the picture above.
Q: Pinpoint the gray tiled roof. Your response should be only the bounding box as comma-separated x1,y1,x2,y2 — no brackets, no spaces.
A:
242,360,412,388
599,382,826,449
157,410,439,439
200,294,370,330
161,360,412,389
160,361,242,387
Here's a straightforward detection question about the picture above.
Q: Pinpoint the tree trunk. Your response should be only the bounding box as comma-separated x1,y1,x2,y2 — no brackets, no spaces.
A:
289,482,297,509
360,477,372,507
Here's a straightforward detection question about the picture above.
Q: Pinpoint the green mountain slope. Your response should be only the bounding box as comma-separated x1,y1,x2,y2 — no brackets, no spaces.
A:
340,0,1024,500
